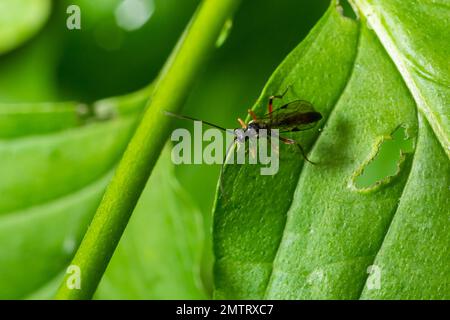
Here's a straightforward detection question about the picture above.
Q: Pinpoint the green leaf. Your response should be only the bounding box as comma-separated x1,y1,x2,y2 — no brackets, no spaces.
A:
213,2,449,299
0,0,51,54
353,0,450,156
0,87,205,299
352,0,450,158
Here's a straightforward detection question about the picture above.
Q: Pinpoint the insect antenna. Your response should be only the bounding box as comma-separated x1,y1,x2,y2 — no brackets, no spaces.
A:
164,111,235,135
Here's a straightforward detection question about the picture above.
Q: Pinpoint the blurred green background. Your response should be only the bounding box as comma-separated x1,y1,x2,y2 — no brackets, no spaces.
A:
0,0,329,209
0,0,408,298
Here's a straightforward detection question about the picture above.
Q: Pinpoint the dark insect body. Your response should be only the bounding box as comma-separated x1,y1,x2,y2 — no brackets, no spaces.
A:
165,87,322,163
236,87,322,163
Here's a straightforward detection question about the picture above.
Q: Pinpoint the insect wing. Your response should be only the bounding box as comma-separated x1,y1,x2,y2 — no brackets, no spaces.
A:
261,100,322,132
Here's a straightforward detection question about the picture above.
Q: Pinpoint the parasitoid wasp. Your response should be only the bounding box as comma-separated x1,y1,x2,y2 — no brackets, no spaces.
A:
165,86,322,165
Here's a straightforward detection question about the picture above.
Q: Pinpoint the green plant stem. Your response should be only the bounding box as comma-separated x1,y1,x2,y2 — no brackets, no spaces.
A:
55,0,241,300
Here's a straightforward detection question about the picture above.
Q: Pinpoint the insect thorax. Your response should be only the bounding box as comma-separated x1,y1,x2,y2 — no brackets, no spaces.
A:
248,121,268,131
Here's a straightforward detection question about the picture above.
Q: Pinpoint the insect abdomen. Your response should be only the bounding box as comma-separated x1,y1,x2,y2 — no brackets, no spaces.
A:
282,112,322,124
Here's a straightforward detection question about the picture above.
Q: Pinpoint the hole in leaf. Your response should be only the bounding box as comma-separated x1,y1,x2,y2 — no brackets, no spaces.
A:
354,126,414,190
336,0,357,20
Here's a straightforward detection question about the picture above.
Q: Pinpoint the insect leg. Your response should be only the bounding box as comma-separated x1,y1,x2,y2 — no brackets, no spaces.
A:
267,136,279,157
279,136,316,164
237,118,247,129
249,142,257,160
268,85,291,113
296,143,316,165
247,109,258,121
219,138,238,201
